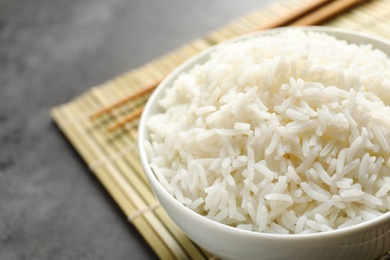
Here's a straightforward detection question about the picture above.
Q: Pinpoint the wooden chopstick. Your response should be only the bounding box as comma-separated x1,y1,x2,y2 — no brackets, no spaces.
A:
107,106,145,132
253,0,333,31
94,0,368,132
90,80,159,120
290,0,367,26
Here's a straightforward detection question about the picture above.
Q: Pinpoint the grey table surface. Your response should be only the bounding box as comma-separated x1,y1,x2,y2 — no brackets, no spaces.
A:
1,0,275,259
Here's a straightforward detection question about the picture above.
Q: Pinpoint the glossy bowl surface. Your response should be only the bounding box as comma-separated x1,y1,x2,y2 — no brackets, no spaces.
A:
138,26,390,260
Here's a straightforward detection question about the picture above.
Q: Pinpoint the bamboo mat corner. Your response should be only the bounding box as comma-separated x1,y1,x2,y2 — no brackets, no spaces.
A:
51,0,390,259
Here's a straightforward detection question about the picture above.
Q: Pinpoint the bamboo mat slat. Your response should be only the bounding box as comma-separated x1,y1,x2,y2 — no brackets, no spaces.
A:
51,0,390,259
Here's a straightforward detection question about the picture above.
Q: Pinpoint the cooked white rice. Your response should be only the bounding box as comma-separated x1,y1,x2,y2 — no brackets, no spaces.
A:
145,29,390,234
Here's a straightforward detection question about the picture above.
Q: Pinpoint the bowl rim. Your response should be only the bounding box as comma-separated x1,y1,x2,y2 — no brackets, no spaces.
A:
138,26,390,242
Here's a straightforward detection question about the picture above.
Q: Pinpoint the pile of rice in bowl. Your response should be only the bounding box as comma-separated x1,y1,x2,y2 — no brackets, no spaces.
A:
145,29,390,234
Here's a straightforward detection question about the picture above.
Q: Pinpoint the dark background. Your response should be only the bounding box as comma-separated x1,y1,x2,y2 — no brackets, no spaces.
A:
0,0,274,259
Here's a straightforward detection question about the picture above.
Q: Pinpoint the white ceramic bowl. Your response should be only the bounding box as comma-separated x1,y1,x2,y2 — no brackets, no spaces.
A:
138,27,390,260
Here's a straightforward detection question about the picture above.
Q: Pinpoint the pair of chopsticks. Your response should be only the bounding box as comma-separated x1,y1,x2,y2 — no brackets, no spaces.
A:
90,0,367,132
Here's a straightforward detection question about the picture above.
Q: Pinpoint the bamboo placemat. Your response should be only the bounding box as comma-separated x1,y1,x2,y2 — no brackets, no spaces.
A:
51,0,390,259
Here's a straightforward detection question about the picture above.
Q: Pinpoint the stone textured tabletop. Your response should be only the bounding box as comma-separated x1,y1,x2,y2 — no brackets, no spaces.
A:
1,0,273,259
